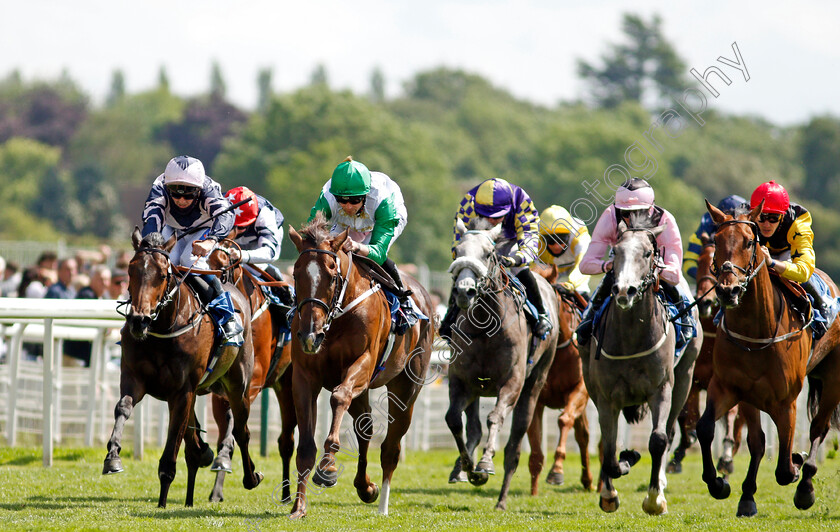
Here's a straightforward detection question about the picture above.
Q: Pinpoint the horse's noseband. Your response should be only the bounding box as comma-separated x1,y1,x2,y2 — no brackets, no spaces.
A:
711,220,764,293
295,248,347,332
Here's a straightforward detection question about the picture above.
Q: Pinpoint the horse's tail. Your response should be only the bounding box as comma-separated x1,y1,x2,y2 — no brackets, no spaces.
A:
622,404,649,425
807,376,840,430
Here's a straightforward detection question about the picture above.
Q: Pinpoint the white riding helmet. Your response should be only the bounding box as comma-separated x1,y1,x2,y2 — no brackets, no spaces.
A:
163,156,206,188
614,178,654,210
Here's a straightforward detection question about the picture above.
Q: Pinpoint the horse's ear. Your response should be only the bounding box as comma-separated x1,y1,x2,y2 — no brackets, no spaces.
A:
617,218,628,233
748,199,765,223
650,224,666,238
162,232,177,253
488,223,503,242
331,228,350,253
288,226,304,252
706,199,727,225
455,218,467,235
131,226,142,251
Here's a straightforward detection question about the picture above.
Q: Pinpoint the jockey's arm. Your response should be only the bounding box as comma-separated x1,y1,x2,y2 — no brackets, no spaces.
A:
512,198,540,265
451,193,475,257
141,180,167,237
567,232,592,291
656,212,683,286
240,210,283,264
776,212,816,283
365,200,399,265
579,208,615,275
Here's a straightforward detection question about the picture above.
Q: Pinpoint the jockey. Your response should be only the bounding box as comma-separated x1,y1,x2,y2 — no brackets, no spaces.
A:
576,178,691,345
141,155,242,344
439,177,552,339
537,205,592,297
224,186,293,306
682,194,746,280
750,180,834,337
308,156,414,332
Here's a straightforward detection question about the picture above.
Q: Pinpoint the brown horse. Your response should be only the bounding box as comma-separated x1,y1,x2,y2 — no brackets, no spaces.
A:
102,228,262,508
668,234,744,475
206,239,296,503
697,200,840,516
526,264,593,495
287,216,434,518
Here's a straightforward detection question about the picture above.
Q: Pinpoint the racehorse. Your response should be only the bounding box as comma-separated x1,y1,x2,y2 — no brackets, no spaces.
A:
102,228,262,507
526,264,593,495
444,218,559,510
206,239,297,503
697,200,840,516
667,233,744,475
286,215,434,518
581,213,702,515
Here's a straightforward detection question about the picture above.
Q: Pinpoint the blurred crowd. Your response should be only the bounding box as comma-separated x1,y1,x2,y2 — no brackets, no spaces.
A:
0,247,131,301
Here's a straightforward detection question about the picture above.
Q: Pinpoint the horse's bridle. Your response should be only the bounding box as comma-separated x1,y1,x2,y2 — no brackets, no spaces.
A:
116,247,181,323
617,228,660,295
295,248,349,333
711,220,766,293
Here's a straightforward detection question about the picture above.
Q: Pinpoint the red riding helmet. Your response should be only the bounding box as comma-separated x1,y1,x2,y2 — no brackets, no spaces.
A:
225,186,259,227
750,180,789,214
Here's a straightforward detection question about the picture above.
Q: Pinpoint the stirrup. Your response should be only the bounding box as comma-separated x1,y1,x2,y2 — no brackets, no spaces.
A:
534,314,552,339
221,318,244,346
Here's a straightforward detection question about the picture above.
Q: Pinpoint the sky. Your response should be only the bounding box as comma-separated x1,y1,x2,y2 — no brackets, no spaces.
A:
2,0,839,126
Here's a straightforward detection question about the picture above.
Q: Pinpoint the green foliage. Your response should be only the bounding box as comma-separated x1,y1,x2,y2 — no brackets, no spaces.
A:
800,116,840,206
578,13,687,109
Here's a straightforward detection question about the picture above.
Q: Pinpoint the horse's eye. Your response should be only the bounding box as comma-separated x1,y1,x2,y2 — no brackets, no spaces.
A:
644,250,652,258
746,239,755,249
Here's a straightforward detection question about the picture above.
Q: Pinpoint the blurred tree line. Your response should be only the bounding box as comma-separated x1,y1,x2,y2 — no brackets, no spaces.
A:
1,13,839,276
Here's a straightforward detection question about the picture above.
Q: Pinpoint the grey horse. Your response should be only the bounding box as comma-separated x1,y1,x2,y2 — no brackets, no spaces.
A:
581,217,702,515
444,217,559,510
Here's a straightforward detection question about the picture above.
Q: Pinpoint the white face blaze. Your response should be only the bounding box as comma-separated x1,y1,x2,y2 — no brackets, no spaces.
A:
305,260,322,330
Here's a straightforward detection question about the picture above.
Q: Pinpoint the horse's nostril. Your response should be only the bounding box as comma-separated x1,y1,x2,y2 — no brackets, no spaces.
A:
611,285,619,296
731,285,742,297
627,286,638,298
466,288,477,298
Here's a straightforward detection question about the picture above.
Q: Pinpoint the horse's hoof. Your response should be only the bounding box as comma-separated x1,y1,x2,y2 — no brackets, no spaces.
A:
736,498,757,517
545,471,564,485
666,460,682,474
599,495,619,513
358,483,380,504
709,477,731,500
474,460,495,475
642,489,668,515
290,509,306,520
199,446,215,468
794,483,816,510
716,457,734,476
208,492,224,503
619,449,641,469
449,470,469,483
211,456,232,473
244,471,264,490
468,471,490,486
102,457,124,475
494,500,507,511
312,468,338,488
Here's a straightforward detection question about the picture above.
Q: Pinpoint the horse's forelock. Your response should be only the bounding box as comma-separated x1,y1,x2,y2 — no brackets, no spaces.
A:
141,232,165,250
298,212,331,246
468,217,495,231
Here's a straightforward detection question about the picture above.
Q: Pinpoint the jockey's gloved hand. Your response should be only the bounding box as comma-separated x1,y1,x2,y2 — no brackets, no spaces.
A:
498,254,523,268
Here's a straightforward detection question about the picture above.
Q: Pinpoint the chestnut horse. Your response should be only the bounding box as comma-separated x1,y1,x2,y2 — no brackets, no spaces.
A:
667,233,744,475
206,239,296,503
526,264,593,495
696,200,840,516
287,216,434,518
102,228,262,507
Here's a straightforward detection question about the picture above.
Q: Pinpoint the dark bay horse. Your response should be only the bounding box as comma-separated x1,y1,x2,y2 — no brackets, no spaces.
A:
445,218,559,510
697,200,840,516
206,239,296,503
526,264,593,495
102,228,262,507
287,216,434,518
582,216,702,515
668,233,744,475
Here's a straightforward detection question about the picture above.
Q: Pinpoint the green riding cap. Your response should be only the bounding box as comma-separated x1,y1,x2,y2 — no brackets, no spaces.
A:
329,156,371,196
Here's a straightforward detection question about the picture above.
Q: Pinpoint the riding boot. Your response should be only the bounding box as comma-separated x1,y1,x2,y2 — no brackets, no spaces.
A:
660,280,693,348
516,269,552,339
264,263,295,307
803,274,835,339
576,272,614,345
200,273,244,345
438,290,459,339
383,258,415,335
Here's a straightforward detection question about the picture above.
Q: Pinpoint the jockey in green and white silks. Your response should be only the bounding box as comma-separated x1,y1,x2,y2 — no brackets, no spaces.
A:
308,156,416,333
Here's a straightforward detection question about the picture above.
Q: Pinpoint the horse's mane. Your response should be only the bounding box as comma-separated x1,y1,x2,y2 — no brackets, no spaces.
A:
730,205,752,220
141,232,166,249
468,217,495,231
298,212,332,245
